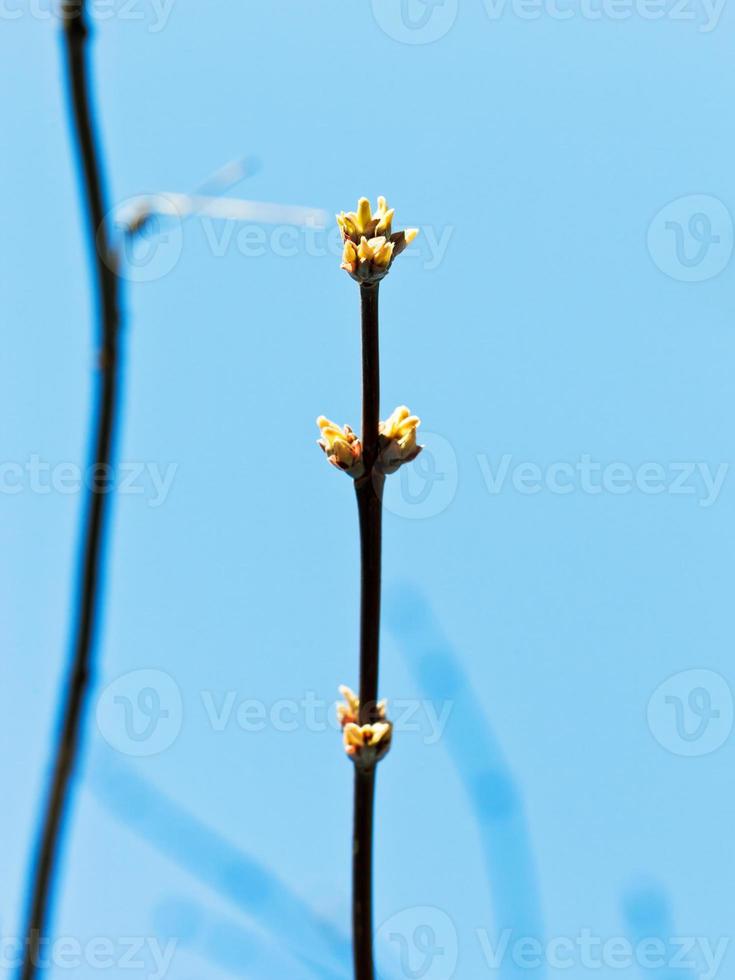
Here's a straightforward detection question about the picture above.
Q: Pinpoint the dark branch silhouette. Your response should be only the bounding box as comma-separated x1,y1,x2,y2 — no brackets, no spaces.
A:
352,282,384,980
18,3,122,977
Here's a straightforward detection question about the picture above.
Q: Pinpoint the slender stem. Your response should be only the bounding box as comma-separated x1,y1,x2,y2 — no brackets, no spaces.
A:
359,283,381,474
352,769,376,980
18,4,122,978
357,282,383,724
352,282,383,980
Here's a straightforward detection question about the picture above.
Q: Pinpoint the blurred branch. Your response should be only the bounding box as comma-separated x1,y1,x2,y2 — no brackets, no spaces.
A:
152,897,348,980
386,585,546,980
18,2,122,977
120,192,328,229
89,748,352,976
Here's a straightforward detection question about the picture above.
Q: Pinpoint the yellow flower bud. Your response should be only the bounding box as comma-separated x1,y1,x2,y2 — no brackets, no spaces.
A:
337,685,387,728
336,196,419,283
378,406,423,474
341,240,358,274
357,236,373,263
373,240,395,267
343,723,364,750
367,723,391,746
375,208,395,236
337,685,360,727
342,720,393,766
316,416,364,477
338,687,392,767
356,197,373,233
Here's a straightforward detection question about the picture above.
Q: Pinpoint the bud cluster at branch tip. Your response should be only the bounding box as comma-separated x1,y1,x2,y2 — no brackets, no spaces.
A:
337,686,392,770
337,197,419,284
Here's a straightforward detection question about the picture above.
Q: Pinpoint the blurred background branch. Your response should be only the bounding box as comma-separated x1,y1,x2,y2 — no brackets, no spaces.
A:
17,2,123,976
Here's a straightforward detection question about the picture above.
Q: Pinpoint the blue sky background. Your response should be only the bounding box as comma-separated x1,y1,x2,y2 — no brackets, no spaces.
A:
1,1,734,978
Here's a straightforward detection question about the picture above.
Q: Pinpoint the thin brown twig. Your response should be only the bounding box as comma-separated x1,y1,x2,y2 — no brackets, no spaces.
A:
352,282,383,980
18,3,122,977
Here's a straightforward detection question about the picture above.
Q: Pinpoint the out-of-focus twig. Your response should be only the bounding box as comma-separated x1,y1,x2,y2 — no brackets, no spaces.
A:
89,747,352,976
18,3,122,977
386,585,546,980
120,192,328,231
116,155,327,236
